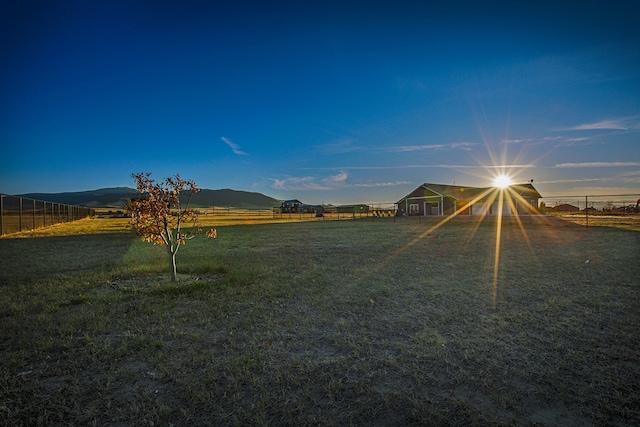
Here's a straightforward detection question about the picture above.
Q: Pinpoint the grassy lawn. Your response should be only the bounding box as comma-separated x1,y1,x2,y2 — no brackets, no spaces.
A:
1,216,639,426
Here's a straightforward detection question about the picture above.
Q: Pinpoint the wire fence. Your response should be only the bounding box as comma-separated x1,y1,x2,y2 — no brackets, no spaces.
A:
1,192,637,236
539,194,640,215
0,194,95,236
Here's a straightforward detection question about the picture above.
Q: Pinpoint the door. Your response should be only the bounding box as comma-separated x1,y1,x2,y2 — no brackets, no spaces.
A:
424,201,440,215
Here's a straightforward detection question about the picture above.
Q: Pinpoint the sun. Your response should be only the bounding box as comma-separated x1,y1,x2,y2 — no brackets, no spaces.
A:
493,174,512,189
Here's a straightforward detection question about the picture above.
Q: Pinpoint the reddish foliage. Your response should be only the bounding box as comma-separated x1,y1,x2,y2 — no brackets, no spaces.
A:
127,172,200,247
126,172,216,281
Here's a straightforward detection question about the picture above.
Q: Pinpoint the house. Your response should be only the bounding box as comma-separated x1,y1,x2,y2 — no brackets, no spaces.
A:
549,203,580,213
279,199,323,214
396,183,542,216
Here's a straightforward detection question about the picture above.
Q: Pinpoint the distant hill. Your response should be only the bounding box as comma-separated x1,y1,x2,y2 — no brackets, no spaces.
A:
191,188,281,209
18,187,282,209
19,187,137,208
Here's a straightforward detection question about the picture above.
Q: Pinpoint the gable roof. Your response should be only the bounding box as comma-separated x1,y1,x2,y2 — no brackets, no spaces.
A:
422,183,488,200
508,183,542,199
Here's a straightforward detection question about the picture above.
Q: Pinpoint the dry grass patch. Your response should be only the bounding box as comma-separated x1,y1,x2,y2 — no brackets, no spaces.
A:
556,213,640,232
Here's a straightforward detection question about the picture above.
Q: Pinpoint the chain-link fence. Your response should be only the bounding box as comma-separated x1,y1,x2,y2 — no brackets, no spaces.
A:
0,194,95,236
539,194,640,215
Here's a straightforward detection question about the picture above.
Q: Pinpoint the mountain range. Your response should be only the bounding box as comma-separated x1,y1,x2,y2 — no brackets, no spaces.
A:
18,187,282,210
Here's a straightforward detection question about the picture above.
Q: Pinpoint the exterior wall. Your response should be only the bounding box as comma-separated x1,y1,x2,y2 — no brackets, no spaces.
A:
442,198,458,215
472,202,488,216
280,200,303,213
400,197,538,216
401,197,457,216
515,199,538,214
491,201,511,215
402,197,442,215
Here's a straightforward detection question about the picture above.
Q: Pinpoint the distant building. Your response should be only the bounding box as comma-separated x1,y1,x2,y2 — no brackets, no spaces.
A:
278,200,371,217
279,200,323,214
336,204,370,214
549,203,580,213
396,183,542,216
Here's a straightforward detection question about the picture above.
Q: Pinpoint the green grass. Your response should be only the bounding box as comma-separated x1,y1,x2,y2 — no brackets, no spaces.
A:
1,216,639,426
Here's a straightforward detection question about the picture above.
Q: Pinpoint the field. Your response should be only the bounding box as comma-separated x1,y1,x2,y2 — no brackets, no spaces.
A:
555,213,640,232
1,215,639,426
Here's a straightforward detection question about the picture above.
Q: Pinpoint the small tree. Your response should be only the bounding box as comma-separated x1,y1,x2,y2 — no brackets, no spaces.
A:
127,172,216,282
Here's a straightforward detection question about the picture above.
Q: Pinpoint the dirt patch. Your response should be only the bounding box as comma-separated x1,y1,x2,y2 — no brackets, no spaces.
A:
106,273,223,292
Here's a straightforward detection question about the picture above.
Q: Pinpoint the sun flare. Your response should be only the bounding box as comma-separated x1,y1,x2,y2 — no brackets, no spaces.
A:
493,174,512,189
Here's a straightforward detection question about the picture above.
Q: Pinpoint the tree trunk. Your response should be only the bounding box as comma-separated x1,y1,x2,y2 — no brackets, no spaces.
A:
170,252,178,282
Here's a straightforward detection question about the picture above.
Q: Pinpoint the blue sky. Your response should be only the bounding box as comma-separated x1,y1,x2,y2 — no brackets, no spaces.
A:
1,0,639,204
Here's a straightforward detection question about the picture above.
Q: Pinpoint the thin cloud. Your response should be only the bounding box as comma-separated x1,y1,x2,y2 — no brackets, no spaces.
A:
565,137,591,142
270,172,410,191
470,164,536,169
387,142,478,152
221,137,248,155
541,135,595,147
620,177,640,184
564,138,594,147
557,119,630,131
271,177,332,191
560,186,640,196
619,170,640,178
354,181,412,187
555,162,640,168
562,137,594,146
325,171,349,185
271,172,348,191
501,138,533,144
299,164,535,170
536,178,603,184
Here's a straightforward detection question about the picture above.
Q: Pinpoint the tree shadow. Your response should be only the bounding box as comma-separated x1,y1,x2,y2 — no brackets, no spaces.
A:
0,232,138,282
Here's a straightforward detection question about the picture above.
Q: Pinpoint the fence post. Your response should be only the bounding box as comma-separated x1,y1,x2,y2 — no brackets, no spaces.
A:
19,197,23,231
0,195,3,236
585,196,589,228
33,199,36,230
